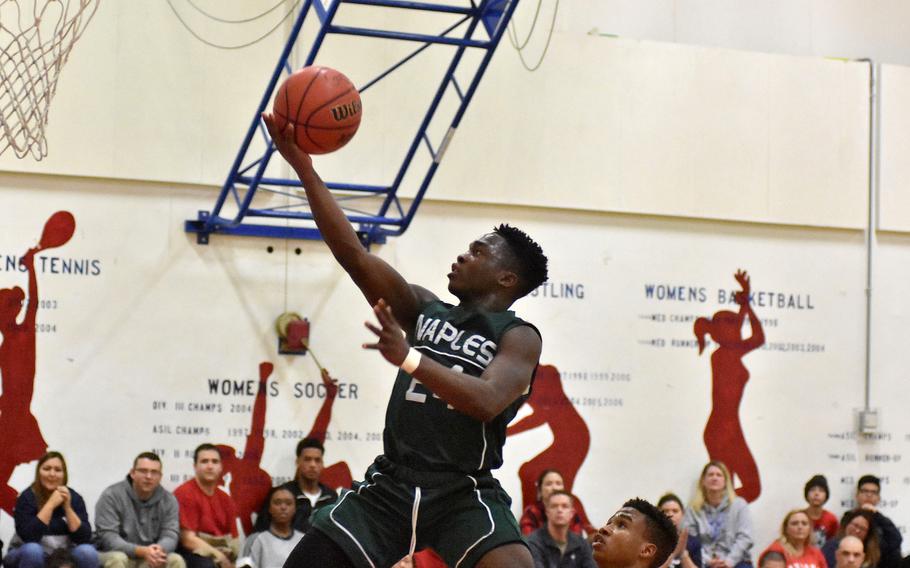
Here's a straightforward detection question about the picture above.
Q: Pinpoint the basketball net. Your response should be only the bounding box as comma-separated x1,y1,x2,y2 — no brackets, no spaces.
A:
0,0,99,160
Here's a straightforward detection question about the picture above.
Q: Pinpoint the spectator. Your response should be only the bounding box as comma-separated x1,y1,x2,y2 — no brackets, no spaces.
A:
759,552,786,568
521,469,592,537
684,461,753,568
3,451,98,568
240,487,302,568
853,476,901,568
527,490,596,568
252,438,337,534
760,510,826,568
822,510,880,568
804,475,838,548
174,444,240,568
94,451,184,568
591,498,677,568
835,537,865,568
658,494,701,568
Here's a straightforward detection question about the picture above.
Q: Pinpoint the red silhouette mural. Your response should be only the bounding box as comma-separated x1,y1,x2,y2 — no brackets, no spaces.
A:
218,363,352,535
694,270,765,502
506,364,593,530
0,211,75,515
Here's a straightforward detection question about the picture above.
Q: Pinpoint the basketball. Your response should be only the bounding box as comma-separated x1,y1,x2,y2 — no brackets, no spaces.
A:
272,65,362,155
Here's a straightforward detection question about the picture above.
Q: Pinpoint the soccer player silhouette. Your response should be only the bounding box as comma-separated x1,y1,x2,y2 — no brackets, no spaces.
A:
693,270,765,502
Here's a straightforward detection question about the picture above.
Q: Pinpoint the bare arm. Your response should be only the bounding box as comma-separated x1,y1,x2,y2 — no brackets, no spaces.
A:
180,530,233,567
740,304,764,352
262,113,425,329
365,300,541,422
22,248,39,328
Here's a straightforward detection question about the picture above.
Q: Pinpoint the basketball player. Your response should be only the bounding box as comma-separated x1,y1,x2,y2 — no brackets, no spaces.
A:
263,113,549,568
592,499,678,568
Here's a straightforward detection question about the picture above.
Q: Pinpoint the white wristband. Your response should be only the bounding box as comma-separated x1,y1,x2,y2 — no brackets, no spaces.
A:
400,348,422,374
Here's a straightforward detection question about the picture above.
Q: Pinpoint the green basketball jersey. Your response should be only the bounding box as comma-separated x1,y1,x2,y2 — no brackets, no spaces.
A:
383,299,540,473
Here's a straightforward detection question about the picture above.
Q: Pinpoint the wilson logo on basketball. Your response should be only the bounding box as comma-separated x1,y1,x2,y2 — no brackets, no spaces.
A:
331,100,362,122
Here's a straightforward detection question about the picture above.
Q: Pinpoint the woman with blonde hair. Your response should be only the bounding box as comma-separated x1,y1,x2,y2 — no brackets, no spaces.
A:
3,452,97,568
760,510,827,568
683,461,754,568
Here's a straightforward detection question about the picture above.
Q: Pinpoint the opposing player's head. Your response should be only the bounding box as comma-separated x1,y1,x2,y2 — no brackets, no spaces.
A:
593,498,678,568
447,224,547,303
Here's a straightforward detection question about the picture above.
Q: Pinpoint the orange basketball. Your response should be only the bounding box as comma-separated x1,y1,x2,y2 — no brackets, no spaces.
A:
273,65,362,155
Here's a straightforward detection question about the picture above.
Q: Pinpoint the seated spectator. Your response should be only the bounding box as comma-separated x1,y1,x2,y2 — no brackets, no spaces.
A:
527,490,596,568
684,461,753,568
804,475,838,548
240,487,302,568
822,510,880,568
3,451,98,568
835,536,865,568
591,498,677,568
94,451,184,568
853,476,901,568
253,438,337,534
760,510,827,568
759,552,786,568
520,469,592,537
174,444,240,568
658,493,701,568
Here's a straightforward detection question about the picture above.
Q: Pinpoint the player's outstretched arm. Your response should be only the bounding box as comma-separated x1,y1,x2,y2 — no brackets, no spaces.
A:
365,300,541,421
262,113,422,326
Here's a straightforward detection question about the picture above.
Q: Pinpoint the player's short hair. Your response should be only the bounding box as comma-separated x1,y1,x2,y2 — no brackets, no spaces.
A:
296,437,325,457
545,489,574,506
623,498,678,568
193,443,221,463
493,224,548,298
133,451,162,468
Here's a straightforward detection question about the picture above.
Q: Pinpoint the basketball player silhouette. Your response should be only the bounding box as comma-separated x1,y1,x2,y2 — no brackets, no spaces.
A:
506,364,593,532
693,270,765,502
0,211,75,514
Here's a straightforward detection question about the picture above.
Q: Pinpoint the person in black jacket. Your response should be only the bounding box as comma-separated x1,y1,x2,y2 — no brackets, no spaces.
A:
528,491,596,568
4,452,98,568
854,475,902,568
252,438,337,533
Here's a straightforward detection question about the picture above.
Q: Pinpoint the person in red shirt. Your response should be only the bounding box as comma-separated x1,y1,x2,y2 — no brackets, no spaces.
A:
804,475,838,548
174,444,240,568
761,510,828,568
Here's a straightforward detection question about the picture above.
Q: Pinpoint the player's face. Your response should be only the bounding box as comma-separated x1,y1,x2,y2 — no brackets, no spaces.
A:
659,500,684,528
545,494,575,528
447,234,513,298
785,512,811,544
844,516,869,541
194,450,222,483
856,483,880,507
807,486,827,507
592,507,653,568
38,458,65,491
130,458,163,496
297,447,324,483
269,489,296,526
702,466,727,493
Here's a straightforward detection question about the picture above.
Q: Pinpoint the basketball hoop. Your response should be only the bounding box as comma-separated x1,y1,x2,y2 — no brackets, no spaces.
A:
0,0,100,160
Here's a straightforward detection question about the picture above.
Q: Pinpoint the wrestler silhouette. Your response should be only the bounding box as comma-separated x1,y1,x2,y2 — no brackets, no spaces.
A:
0,211,75,514
506,364,593,532
694,269,765,502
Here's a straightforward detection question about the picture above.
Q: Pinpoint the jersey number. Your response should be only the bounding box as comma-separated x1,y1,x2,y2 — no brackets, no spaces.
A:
405,365,460,410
